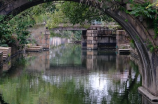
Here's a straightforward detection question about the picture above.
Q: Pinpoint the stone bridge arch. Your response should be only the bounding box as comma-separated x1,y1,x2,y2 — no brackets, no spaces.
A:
1,0,158,98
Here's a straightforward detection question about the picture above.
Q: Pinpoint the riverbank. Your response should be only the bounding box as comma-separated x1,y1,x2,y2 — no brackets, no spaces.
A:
0,45,49,70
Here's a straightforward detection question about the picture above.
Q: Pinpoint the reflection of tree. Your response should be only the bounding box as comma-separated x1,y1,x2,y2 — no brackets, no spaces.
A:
50,44,82,66
0,73,92,104
107,61,141,104
0,52,142,104
0,56,27,78
0,61,141,104
97,54,116,72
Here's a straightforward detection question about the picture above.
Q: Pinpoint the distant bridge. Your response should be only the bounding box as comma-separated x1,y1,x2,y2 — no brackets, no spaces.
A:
51,24,118,31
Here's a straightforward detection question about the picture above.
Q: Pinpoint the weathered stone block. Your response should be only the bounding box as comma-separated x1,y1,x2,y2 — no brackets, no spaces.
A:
3,60,11,71
87,37,97,41
87,44,98,50
116,30,126,35
45,34,50,39
26,46,43,52
86,33,97,37
87,51,98,56
126,3,132,11
105,30,112,35
0,47,11,60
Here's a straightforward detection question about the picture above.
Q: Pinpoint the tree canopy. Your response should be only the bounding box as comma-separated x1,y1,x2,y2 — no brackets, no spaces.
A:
0,1,114,47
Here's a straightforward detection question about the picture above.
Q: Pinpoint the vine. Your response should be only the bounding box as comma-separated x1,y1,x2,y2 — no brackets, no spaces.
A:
0,2,56,48
127,1,158,52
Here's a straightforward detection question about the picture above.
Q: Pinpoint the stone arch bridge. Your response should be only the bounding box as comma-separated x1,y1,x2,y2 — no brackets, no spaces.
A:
1,0,158,100
51,24,118,50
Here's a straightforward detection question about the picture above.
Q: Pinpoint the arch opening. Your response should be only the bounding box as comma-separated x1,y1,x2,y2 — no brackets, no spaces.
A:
0,0,158,97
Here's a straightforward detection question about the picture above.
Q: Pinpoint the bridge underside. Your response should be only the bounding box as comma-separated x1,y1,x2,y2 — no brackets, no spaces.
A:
81,29,116,50
1,0,158,98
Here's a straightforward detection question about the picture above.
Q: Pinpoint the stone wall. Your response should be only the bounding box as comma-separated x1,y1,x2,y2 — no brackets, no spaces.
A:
116,30,131,46
28,24,50,49
84,30,116,50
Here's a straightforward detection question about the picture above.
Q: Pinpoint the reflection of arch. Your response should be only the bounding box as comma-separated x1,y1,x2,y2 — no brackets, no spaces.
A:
1,0,158,96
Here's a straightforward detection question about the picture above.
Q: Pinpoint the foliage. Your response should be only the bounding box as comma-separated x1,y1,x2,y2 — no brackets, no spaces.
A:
31,2,56,23
60,2,113,25
129,2,158,35
50,30,82,41
145,39,158,52
0,2,56,48
130,39,135,49
0,1,115,47
129,2,158,52
130,2,156,19
0,16,13,47
46,2,114,29
146,0,158,8
153,17,158,39
46,4,67,29
72,31,82,40
0,13,32,47
147,41,155,52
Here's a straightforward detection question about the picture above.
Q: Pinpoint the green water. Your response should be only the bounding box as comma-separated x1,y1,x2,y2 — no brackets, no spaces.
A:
0,44,143,104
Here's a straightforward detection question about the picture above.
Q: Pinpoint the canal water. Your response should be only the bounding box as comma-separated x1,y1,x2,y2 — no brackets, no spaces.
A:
0,44,145,104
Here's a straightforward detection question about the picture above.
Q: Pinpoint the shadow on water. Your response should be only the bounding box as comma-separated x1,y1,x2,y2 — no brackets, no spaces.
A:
0,44,154,104
0,94,8,104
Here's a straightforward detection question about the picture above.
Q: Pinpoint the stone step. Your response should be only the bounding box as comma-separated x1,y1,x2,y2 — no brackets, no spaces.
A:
26,46,43,52
0,47,11,61
3,61,11,71
3,54,8,56
26,49,42,52
3,55,8,59
29,46,43,48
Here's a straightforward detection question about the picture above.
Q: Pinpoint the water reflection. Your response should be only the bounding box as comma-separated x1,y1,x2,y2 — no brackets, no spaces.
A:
50,37,69,47
3,61,11,72
25,52,50,72
0,44,147,104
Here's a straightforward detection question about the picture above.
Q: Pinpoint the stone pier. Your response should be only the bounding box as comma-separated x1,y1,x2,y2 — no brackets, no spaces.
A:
97,30,116,49
116,30,131,54
81,30,87,50
116,30,131,48
82,29,116,50
86,30,98,50
0,51,3,65
86,50,98,70
28,25,50,50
